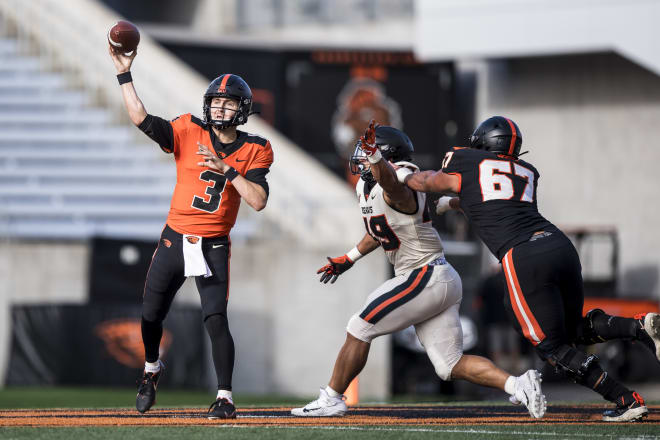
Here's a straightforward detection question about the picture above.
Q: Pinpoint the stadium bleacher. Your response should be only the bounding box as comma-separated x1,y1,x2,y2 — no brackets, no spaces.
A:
0,36,176,239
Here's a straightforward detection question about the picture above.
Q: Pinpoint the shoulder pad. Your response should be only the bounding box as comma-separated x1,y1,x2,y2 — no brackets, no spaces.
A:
394,161,419,172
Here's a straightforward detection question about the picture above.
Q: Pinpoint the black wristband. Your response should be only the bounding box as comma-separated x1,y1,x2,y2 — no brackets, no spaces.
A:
224,167,240,181
117,71,132,85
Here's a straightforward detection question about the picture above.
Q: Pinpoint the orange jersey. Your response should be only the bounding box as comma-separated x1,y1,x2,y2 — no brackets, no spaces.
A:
140,113,273,237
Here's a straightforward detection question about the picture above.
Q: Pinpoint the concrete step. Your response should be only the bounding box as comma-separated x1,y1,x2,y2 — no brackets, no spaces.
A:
3,205,171,216
0,39,18,55
0,57,42,73
0,127,134,142
0,187,173,198
0,139,138,150
0,74,66,92
0,173,174,187
0,149,169,167
0,109,112,128
0,91,88,106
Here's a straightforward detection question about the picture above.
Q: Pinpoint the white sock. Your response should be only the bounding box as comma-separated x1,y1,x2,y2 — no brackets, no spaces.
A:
504,376,517,395
217,389,233,403
325,386,341,398
145,360,161,374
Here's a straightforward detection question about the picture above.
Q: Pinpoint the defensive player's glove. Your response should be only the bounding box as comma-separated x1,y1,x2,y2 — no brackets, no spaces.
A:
317,255,355,284
435,196,454,215
359,119,381,163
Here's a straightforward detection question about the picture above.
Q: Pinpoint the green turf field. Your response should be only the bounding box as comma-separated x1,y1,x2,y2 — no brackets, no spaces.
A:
1,388,659,439
2,425,660,440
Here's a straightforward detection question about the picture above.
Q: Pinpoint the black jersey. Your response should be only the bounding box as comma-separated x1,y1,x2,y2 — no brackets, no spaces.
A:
442,147,557,260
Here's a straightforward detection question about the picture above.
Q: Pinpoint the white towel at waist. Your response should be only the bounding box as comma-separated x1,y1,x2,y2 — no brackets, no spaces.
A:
182,234,212,278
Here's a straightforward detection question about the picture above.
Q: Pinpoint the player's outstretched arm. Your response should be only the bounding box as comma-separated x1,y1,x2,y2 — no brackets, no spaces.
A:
197,143,267,211
404,170,459,194
317,234,380,284
108,44,147,126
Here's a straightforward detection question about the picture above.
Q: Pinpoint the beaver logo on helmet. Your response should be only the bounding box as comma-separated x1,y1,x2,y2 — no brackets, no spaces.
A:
203,74,253,129
470,116,522,158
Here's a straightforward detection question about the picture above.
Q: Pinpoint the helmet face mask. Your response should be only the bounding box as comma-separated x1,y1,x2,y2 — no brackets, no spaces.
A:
469,116,522,157
350,140,375,182
203,74,253,129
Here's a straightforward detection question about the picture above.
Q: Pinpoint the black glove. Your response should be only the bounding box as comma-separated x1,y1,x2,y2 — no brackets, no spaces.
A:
317,255,355,284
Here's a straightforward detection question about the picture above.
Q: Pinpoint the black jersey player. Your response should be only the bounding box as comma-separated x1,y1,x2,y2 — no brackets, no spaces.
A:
403,116,660,422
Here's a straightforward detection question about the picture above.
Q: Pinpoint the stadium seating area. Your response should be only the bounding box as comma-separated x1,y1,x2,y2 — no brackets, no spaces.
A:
0,37,175,239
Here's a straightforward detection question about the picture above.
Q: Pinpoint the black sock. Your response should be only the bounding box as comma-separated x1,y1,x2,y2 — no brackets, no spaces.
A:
591,313,638,341
583,366,631,405
205,313,235,390
141,316,163,363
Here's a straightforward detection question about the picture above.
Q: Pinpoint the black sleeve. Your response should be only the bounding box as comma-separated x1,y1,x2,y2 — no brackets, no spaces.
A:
244,168,270,197
138,114,175,153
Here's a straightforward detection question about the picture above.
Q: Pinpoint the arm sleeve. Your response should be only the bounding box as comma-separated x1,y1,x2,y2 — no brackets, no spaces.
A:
244,141,274,196
138,114,175,153
244,168,270,197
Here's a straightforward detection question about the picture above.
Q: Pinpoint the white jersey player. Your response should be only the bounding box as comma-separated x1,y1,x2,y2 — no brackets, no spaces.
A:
292,121,546,418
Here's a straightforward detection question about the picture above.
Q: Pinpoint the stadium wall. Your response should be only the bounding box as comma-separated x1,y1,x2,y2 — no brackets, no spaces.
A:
0,239,390,398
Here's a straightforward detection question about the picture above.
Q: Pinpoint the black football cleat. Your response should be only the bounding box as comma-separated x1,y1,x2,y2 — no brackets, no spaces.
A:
636,312,660,362
207,398,237,420
603,392,648,422
136,365,163,414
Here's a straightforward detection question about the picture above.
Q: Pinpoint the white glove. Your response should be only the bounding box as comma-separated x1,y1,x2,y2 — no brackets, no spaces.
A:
435,196,453,215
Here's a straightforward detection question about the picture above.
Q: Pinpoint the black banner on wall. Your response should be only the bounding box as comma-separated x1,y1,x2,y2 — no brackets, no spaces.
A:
6,305,209,388
88,237,157,304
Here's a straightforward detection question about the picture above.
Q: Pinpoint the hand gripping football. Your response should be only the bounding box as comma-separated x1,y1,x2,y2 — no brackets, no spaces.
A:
108,20,140,54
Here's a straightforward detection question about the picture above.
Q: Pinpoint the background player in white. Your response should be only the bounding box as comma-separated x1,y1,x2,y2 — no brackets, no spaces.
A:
291,121,546,418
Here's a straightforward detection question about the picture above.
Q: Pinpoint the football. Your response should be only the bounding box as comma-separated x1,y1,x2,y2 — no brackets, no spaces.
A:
108,20,140,54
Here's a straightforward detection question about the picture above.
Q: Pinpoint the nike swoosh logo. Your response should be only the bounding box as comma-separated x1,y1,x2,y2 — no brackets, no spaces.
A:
212,244,224,249
371,194,376,199
236,159,247,162
302,407,322,413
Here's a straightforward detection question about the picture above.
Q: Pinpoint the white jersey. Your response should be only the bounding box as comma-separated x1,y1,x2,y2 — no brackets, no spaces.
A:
356,162,445,276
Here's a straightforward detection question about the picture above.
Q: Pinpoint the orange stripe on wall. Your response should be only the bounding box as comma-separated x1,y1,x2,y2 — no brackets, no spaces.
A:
363,266,428,323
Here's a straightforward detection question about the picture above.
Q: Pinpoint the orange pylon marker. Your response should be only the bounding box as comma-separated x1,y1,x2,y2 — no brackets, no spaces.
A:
345,376,359,406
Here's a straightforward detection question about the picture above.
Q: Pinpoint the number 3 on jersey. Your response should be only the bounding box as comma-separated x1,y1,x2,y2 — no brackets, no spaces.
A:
192,170,227,213
363,215,400,251
479,160,535,203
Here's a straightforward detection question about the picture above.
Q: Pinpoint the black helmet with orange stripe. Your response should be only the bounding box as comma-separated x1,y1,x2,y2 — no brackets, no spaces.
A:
203,74,253,129
469,116,522,158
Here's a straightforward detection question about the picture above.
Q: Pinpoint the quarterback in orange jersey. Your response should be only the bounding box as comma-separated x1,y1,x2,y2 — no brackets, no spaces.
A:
109,44,273,420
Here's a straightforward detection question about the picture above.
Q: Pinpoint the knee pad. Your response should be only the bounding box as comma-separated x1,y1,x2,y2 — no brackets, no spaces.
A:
428,345,462,381
420,326,463,381
204,313,230,339
549,345,600,385
575,308,607,345
141,309,165,323
347,314,374,343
